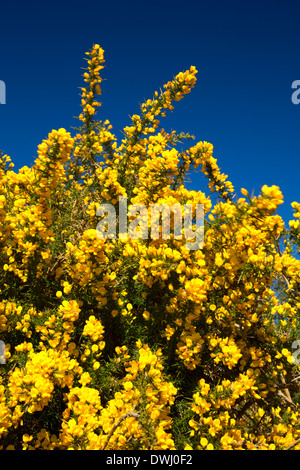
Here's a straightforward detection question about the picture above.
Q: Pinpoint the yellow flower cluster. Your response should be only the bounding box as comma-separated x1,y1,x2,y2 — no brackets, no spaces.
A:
0,44,300,451
43,342,176,450
0,347,80,446
96,342,177,450
79,44,104,123
208,336,243,370
187,141,234,199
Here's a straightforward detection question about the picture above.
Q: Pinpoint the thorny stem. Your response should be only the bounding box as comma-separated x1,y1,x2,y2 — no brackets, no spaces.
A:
101,405,139,450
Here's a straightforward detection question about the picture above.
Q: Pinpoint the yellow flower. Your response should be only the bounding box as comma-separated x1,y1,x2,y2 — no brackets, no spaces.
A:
78,372,92,386
200,437,208,447
142,310,150,321
241,188,249,197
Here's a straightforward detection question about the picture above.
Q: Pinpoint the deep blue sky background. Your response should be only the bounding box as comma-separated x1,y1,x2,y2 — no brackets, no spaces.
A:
0,0,300,226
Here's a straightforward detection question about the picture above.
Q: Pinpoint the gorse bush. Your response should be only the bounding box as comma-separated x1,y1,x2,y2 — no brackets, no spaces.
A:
1,44,300,450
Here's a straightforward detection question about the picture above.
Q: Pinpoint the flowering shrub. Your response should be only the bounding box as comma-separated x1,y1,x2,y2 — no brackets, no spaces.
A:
1,44,300,450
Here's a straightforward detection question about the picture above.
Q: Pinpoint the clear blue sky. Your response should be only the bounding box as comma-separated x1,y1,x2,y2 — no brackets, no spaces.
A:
0,0,300,225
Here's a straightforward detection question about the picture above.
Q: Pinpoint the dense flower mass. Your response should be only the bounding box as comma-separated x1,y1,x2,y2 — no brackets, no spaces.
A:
1,45,300,450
